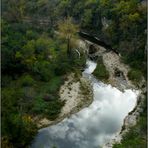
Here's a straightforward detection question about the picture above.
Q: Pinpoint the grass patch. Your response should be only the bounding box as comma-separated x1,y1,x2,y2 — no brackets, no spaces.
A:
128,69,142,85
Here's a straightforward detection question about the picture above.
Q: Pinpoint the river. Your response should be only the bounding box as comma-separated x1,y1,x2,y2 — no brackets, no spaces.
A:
31,60,139,148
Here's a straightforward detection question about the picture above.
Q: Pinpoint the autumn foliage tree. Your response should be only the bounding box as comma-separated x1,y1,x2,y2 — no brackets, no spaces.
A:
58,17,79,58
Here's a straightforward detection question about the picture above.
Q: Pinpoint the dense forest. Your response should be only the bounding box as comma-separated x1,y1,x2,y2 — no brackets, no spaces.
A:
2,0,147,147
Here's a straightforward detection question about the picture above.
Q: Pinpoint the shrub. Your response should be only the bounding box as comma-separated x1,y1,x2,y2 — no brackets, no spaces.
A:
32,97,64,120
2,114,37,148
1,75,12,87
45,100,65,120
54,58,72,76
26,30,39,40
19,75,35,86
93,58,109,81
128,69,142,83
35,76,63,96
33,61,54,81
32,97,47,114
48,76,63,93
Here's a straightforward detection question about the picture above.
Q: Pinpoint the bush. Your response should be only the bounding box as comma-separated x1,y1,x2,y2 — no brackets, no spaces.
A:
32,97,47,114
2,114,37,148
2,87,37,148
93,58,109,81
32,97,65,120
1,75,12,87
2,88,23,113
72,51,86,69
44,100,65,120
33,61,54,81
48,76,63,93
54,57,72,76
128,69,142,83
35,76,63,97
54,63,70,75
26,30,39,40
19,75,35,86
34,37,51,54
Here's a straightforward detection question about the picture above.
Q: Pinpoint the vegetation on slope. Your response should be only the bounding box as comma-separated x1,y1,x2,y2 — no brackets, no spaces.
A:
2,0,146,79
2,18,85,148
2,0,146,147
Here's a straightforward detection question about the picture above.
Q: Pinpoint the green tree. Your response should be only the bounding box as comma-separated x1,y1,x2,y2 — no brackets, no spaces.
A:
81,9,92,28
58,17,79,57
2,0,26,22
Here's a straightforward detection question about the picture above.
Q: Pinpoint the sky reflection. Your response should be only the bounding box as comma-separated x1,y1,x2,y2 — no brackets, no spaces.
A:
31,60,138,148
31,82,138,148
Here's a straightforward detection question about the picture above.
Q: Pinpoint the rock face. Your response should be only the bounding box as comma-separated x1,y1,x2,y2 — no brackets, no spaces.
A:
102,51,134,90
79,39,134,90
59,73,93,117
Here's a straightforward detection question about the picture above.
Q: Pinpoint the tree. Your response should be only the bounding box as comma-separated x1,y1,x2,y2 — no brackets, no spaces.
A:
81,9,92,28
58,17,79,58
2,0,26,22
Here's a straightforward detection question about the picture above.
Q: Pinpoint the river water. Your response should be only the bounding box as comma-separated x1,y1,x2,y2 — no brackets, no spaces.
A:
31,60,138,148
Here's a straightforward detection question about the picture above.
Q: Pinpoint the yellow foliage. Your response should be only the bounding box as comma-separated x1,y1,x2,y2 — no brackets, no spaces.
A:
22,115,32,122
1,137,13,148
58,17,79,40
15,51,22,59
128,12,140,22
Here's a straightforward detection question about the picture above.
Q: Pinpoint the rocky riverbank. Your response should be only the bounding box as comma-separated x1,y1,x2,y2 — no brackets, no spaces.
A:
35,73,93,128
33,38,145,147
78,39,145,148
101,48,146,148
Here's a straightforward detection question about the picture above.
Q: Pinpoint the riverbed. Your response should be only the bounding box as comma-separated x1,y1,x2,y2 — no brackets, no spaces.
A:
31,60,139,148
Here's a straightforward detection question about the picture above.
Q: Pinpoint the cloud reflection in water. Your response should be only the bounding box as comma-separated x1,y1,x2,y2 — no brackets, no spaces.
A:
31,80,138,148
